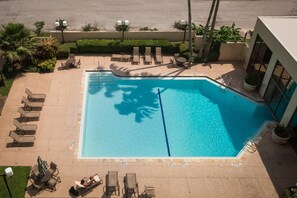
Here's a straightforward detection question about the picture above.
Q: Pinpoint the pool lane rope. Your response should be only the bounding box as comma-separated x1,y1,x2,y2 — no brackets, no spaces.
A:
157,88,171,157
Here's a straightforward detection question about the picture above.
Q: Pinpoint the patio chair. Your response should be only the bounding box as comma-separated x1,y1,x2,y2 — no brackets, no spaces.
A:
142,186,155,198
9,131,36,144
73,58,81,68
46,176,61,192
13,119,37,132
124,173,139,198
28,174,45,191
22,96,44,110
47,162,59,176
74,174,103,196
106,171,120,196
25,88,46,101
61,57,75,69
144,47,152,64
155,47,163,64
18,107,40,121
132,47,140,64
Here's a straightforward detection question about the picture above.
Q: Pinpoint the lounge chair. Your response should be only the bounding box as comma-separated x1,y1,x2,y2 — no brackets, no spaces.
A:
132,47,140,64
25,88,46,101
155,47,163,64
22,96,43,110
18,107,40,121
61,54,80,68
9,131,36,144
13,119,37,132
124,173,139,198
144,47,152,64
142,186,155,198
74,174,103,196
106,171,120,196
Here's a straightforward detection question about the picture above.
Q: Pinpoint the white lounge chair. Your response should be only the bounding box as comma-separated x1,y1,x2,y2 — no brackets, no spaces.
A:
155,47,163,64
132,47,140,64
144,47,152,64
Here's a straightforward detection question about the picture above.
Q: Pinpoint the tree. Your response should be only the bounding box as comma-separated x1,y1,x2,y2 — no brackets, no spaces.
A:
198,0,221,58
34,37,59,59
0,23,33,70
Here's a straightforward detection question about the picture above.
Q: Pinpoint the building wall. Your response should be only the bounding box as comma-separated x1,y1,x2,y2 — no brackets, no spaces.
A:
50,31,195,42
247,17,297,125
219,42,247,62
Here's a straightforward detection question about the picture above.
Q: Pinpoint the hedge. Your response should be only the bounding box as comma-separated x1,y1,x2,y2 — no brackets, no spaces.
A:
57,42,78,59
37,57,57,72
76,39,179,54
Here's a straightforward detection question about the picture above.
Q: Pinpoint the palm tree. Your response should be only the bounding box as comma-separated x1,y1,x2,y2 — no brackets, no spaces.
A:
199,0,220,58
0,23,33,69
34,37,59,59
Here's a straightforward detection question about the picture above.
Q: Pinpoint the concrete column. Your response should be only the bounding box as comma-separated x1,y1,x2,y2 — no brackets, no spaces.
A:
280,89,297,126
259,54,277,97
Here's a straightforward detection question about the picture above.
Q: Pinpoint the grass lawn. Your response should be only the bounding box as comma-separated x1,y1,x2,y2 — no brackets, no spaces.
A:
0,166,31,198
0,73,16,96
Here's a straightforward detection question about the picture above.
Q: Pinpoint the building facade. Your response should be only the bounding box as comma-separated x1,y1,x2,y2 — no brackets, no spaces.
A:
245,16,297,128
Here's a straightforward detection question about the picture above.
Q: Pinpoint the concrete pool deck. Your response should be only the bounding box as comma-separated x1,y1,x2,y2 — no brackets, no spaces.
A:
0,55,296,197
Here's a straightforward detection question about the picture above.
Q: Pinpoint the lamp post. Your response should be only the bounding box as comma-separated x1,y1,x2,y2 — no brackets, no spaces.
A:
179,20,187,43
0,167,14,198
115,20,130,41
55,19,68,44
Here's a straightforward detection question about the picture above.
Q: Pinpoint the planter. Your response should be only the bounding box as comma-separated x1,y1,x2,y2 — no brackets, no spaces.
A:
243,81,257,92
272,127,290,144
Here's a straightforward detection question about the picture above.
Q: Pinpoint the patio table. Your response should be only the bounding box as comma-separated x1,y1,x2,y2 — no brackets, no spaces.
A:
176,57,187,66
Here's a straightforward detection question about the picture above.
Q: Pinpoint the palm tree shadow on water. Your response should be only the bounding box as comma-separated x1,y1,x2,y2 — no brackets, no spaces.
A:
114,86,159,123
88,72,160,123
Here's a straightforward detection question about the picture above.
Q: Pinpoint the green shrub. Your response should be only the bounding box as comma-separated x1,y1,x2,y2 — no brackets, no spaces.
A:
179,42,190,59
37,57,56,72
57,42,77,59
76,39,178,54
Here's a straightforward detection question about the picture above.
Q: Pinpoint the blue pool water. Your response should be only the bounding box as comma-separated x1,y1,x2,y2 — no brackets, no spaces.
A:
80,72,273,157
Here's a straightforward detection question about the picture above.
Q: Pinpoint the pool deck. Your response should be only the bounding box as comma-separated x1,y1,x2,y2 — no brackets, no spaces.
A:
0,55,297,197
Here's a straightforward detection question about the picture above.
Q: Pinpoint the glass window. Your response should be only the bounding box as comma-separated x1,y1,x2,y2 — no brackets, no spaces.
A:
289,108,297,128
272,61,284,82
275,96,289,121
278,69,290,92
253,35,262,54
284,80,296,100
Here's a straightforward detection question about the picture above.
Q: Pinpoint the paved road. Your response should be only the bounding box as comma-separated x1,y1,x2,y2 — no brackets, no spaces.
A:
0,0,296,31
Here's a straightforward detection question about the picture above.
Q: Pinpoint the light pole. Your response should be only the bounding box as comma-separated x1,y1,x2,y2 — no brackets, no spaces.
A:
179,20,187,43
187,0,193,55
115,20,130,41
55,19,68,44
0,167,14,198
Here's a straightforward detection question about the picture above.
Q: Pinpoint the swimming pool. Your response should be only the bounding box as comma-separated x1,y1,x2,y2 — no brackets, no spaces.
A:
79,72,273,158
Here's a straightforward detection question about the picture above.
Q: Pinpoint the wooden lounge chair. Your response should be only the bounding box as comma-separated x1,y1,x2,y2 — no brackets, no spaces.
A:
155,47,163,64
18,107,40,121
144,47,152,64
25,88,46,101
22,96,43,110
74,174,102,196
13,119,37,132
9,131,36,144
106,171,120,196
132,47,140,64
124,173,139,198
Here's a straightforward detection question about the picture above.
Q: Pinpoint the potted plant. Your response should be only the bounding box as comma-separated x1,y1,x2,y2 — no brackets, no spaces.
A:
243,71,259,91
283,184,297,198
272,123,290,144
